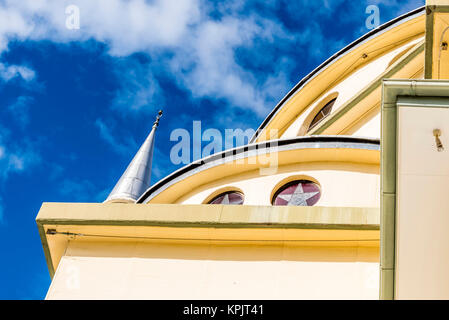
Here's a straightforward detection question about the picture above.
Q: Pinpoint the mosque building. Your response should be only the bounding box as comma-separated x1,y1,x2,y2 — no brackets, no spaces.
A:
36,0,449,299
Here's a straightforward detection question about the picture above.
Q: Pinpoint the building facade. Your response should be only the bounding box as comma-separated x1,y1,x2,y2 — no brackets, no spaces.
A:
37,1,449,299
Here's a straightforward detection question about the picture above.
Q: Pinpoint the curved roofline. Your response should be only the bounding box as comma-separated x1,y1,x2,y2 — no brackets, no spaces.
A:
249,6,425,143
137,136,380,203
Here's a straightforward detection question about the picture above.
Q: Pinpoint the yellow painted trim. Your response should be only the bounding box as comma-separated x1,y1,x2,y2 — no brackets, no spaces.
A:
37,203,380,230
36,218,55,278
147,144,379,204
308,41,424,135
387,43,417,68
201,186,245,204
425,5,434,78
36,202,380,278
429,8,449,78
297,92,339,136
254,13,425,142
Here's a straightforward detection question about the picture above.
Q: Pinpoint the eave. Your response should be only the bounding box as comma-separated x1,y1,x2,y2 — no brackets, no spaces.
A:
36,202,380,278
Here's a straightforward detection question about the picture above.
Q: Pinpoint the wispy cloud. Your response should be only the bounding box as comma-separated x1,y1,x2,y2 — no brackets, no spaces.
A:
0,0,425,182
0,62,35,82
0,126,41,180
59,178,112,203
59,178,96,202
0,145,41,181
169,14,293,116
0,0,295,117
0,0,425,117
95,118,137,155
0,127,41,224
111,57,164,112
7,95,34,127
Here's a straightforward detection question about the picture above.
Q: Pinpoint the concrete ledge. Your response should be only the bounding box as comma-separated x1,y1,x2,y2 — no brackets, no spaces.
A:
37,202,380,230
36,202,380,278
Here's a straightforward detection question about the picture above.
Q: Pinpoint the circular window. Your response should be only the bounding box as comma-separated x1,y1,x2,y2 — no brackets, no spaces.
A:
272,180,321,206
208,191,244,205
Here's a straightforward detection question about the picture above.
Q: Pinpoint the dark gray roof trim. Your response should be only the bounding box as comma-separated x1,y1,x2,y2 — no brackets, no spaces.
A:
137,136,380,203
249,6,425,143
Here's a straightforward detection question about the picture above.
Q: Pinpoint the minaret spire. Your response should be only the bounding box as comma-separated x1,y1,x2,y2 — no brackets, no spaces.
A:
105,110,162,203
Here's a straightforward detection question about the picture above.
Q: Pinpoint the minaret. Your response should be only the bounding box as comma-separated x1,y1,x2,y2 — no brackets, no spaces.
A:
105,110,162,203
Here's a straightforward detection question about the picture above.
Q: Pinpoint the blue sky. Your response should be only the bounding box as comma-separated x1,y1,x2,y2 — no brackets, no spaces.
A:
0,0,423,299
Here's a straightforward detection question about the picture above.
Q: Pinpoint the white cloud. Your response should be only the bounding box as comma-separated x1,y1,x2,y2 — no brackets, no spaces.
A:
0,123,41,224
169,15,291,116
0,0,293,116
0,0,202,54
1,0,423,124
0,127,41,181
0,5,34,52
0,62,35,82
0,147,40,179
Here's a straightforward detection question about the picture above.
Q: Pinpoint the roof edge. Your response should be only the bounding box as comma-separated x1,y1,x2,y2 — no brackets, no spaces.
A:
250,6,425,143
137,135,380,203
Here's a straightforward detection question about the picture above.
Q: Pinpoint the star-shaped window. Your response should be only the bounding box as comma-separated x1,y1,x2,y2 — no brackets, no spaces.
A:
272,180,321,206
208,191,244,205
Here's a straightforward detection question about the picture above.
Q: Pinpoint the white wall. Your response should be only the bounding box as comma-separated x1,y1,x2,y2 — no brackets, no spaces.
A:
281,39,422,139
46,240,379,300
396,104,449,299
178,162,380,207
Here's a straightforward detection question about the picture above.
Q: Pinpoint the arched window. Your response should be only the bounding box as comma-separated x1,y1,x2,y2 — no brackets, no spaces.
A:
272,180,321,206
208,191,244,205
307,98,336,132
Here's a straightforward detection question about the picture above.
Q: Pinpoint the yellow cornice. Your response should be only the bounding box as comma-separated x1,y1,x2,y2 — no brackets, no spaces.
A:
254,11,425,142
142,139,379,204
36,202,380,278
308,41,425,135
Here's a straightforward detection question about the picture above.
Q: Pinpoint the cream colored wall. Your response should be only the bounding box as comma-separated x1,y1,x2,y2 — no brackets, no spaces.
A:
349,113,380,138
345,69,423,138
431,12,449,79
178,162,379,207
281,38,423,139
46,239,379,300
427,0,449,5
395,105,449,299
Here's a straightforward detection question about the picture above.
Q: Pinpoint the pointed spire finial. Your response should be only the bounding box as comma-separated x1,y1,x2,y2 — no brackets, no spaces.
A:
153,110,163,128
104,110,163,203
